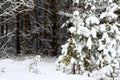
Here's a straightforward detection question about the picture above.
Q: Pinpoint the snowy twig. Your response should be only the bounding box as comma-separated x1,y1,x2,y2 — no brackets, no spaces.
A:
0,29,16,54
58,11,73,17
0,28,16,39
28,13,52,34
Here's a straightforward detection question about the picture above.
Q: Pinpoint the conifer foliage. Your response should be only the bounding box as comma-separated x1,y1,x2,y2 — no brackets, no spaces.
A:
56,0,120,79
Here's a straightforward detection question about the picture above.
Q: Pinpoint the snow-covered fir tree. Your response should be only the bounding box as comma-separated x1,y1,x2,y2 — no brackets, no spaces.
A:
56,0,120,79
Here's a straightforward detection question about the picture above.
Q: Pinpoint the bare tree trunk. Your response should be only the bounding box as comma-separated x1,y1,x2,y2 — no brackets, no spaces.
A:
43,0,48,55
24,6,30,54
5,16,8,35
34,3,40,54
50,0,58,56
1,16,4,36
16,13,21,55
24,10,29,34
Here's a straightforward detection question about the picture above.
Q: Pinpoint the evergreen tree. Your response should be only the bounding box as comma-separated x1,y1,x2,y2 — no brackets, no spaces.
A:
56,0,120,79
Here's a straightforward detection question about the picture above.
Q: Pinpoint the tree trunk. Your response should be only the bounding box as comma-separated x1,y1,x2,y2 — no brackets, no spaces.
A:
50,0,58,56
43,0,48,55
1,16,4,36
5,16,8,35
24,6,30,54
34,3,41,54
16,13,21,55
24,10,29,34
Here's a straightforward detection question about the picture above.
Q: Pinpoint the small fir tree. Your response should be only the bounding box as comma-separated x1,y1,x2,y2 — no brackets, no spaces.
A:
56,0,120,79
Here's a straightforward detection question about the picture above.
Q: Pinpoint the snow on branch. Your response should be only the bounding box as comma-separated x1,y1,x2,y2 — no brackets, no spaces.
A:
0,28,16,39
58,11,73,17
0,28,16,54
0,0,34,17
21,0,34,8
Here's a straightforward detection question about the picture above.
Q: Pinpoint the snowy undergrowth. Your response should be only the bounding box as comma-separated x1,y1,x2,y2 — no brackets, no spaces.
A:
0,57,95,80
29,55,41,74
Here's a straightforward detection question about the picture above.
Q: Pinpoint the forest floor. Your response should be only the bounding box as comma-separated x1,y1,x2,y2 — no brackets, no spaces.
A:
0,56,95,80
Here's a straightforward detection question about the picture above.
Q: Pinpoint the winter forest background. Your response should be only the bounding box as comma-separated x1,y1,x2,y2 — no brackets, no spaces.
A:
0,0,120,80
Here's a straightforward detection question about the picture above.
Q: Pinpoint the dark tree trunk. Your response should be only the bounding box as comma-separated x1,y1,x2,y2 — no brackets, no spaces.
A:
24,10,29,34
5,16,8,35
34,3,41,54
24,6,30,54
43,0,48,55
16,13,21,55
5,24,8,35
1,16,4,36
50,0,58,56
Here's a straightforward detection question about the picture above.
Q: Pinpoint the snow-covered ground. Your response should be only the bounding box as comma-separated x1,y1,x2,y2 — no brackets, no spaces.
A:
0,57,95,80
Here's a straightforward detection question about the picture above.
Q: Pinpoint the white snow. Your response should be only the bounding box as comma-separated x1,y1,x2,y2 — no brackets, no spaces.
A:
101,32,109,40
109,3,118,12
0,57,95,80
99,24,106,32
57,55,64,61
111,24,120,34
91,27,97,38
73,11,79,16
86,36,92,49
73,0,79,4
76,43,83,53
100,12,118,21
100,3,118,21
86,16,99,25
69,27,76,34
108,0,113,3
34,55,41,62
71,57,76,64
77,26,91,37
92,65,113,79
61,43,69,55
91,6,96,10
112,59,119,68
